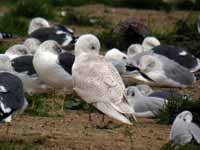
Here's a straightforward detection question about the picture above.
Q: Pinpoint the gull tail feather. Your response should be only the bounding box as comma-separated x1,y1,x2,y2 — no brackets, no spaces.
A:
94,102,132,125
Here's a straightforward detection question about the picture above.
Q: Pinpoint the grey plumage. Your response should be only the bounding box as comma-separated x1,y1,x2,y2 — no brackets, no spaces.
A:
127,86,166,118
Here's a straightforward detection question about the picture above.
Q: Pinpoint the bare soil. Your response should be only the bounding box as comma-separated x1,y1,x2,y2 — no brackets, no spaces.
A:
0,111,170,150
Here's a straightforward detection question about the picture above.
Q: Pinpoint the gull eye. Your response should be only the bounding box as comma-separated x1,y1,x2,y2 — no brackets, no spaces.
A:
131,92,135,97
91,46,95,50
122,56,127,60
54,46,62,53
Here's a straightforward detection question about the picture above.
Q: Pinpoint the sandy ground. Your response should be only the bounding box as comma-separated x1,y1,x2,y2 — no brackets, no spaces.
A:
0,111,170,150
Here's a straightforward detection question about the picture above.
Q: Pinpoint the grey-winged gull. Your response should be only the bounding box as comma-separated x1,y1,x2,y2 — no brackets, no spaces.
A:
141,37,200,72
170,111,200,145
72,34,135,124
0,54,51,94
28,17,76,47
127,86,166,118
135,84,190,100
33,40,75,111
0,72,28,123
127,52,196,88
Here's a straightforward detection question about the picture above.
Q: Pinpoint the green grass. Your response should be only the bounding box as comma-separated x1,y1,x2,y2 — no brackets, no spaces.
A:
24,92,94,117
62,7,111,28
0,141,38,150
12,0,54,19
0,14,29,36
162,142,200,150
157,96,200,125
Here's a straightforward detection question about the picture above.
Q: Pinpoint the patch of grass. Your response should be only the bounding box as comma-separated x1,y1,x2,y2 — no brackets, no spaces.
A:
157,96,200,125
62,8,111,28
25,93,50,117
12,0,54,19
0,14,29,36
0,141,38,150
162,142,200,150
0,45,9,53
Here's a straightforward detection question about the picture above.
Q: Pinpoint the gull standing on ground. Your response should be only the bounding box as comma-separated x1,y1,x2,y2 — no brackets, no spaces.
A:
72,34,135,124
170,111,200,145
33,40,75,111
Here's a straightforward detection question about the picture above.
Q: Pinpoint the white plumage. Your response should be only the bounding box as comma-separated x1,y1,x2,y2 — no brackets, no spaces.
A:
72,34,135,124
170,111,200,145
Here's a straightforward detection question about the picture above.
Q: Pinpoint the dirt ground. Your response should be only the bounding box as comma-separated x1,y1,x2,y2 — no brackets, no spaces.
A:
0,111,170,150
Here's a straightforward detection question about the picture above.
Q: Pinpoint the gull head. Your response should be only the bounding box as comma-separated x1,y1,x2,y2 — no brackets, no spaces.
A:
75,34,100,57
105,48,128,62
5,44,31,59
136,84,153,96
28,17,50,34
139,55,161,73
142,37,160,51
38,40,62,55
176,111,193,123
127,44,144,56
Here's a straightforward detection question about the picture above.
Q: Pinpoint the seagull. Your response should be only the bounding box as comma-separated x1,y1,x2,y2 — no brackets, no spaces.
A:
105,48,128,74
135,84,153,96
127,44,144,57
33,40,74,111
0,72,28,123
5,44,32,60
127,86,166,118
170,111,200,145
28,17,76,47
142,36,161,51
0,54,50,95
23,38,41,55
72,34,135,124
135,84,190,100
141,37,200,72
127,53,196,88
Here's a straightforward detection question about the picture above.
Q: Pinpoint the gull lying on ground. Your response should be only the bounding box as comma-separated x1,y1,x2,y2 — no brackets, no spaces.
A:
0,54,50,94
129,36,200,72
28,17,76,47
127,86,166,118
127,53,196,88
5,44,32,60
